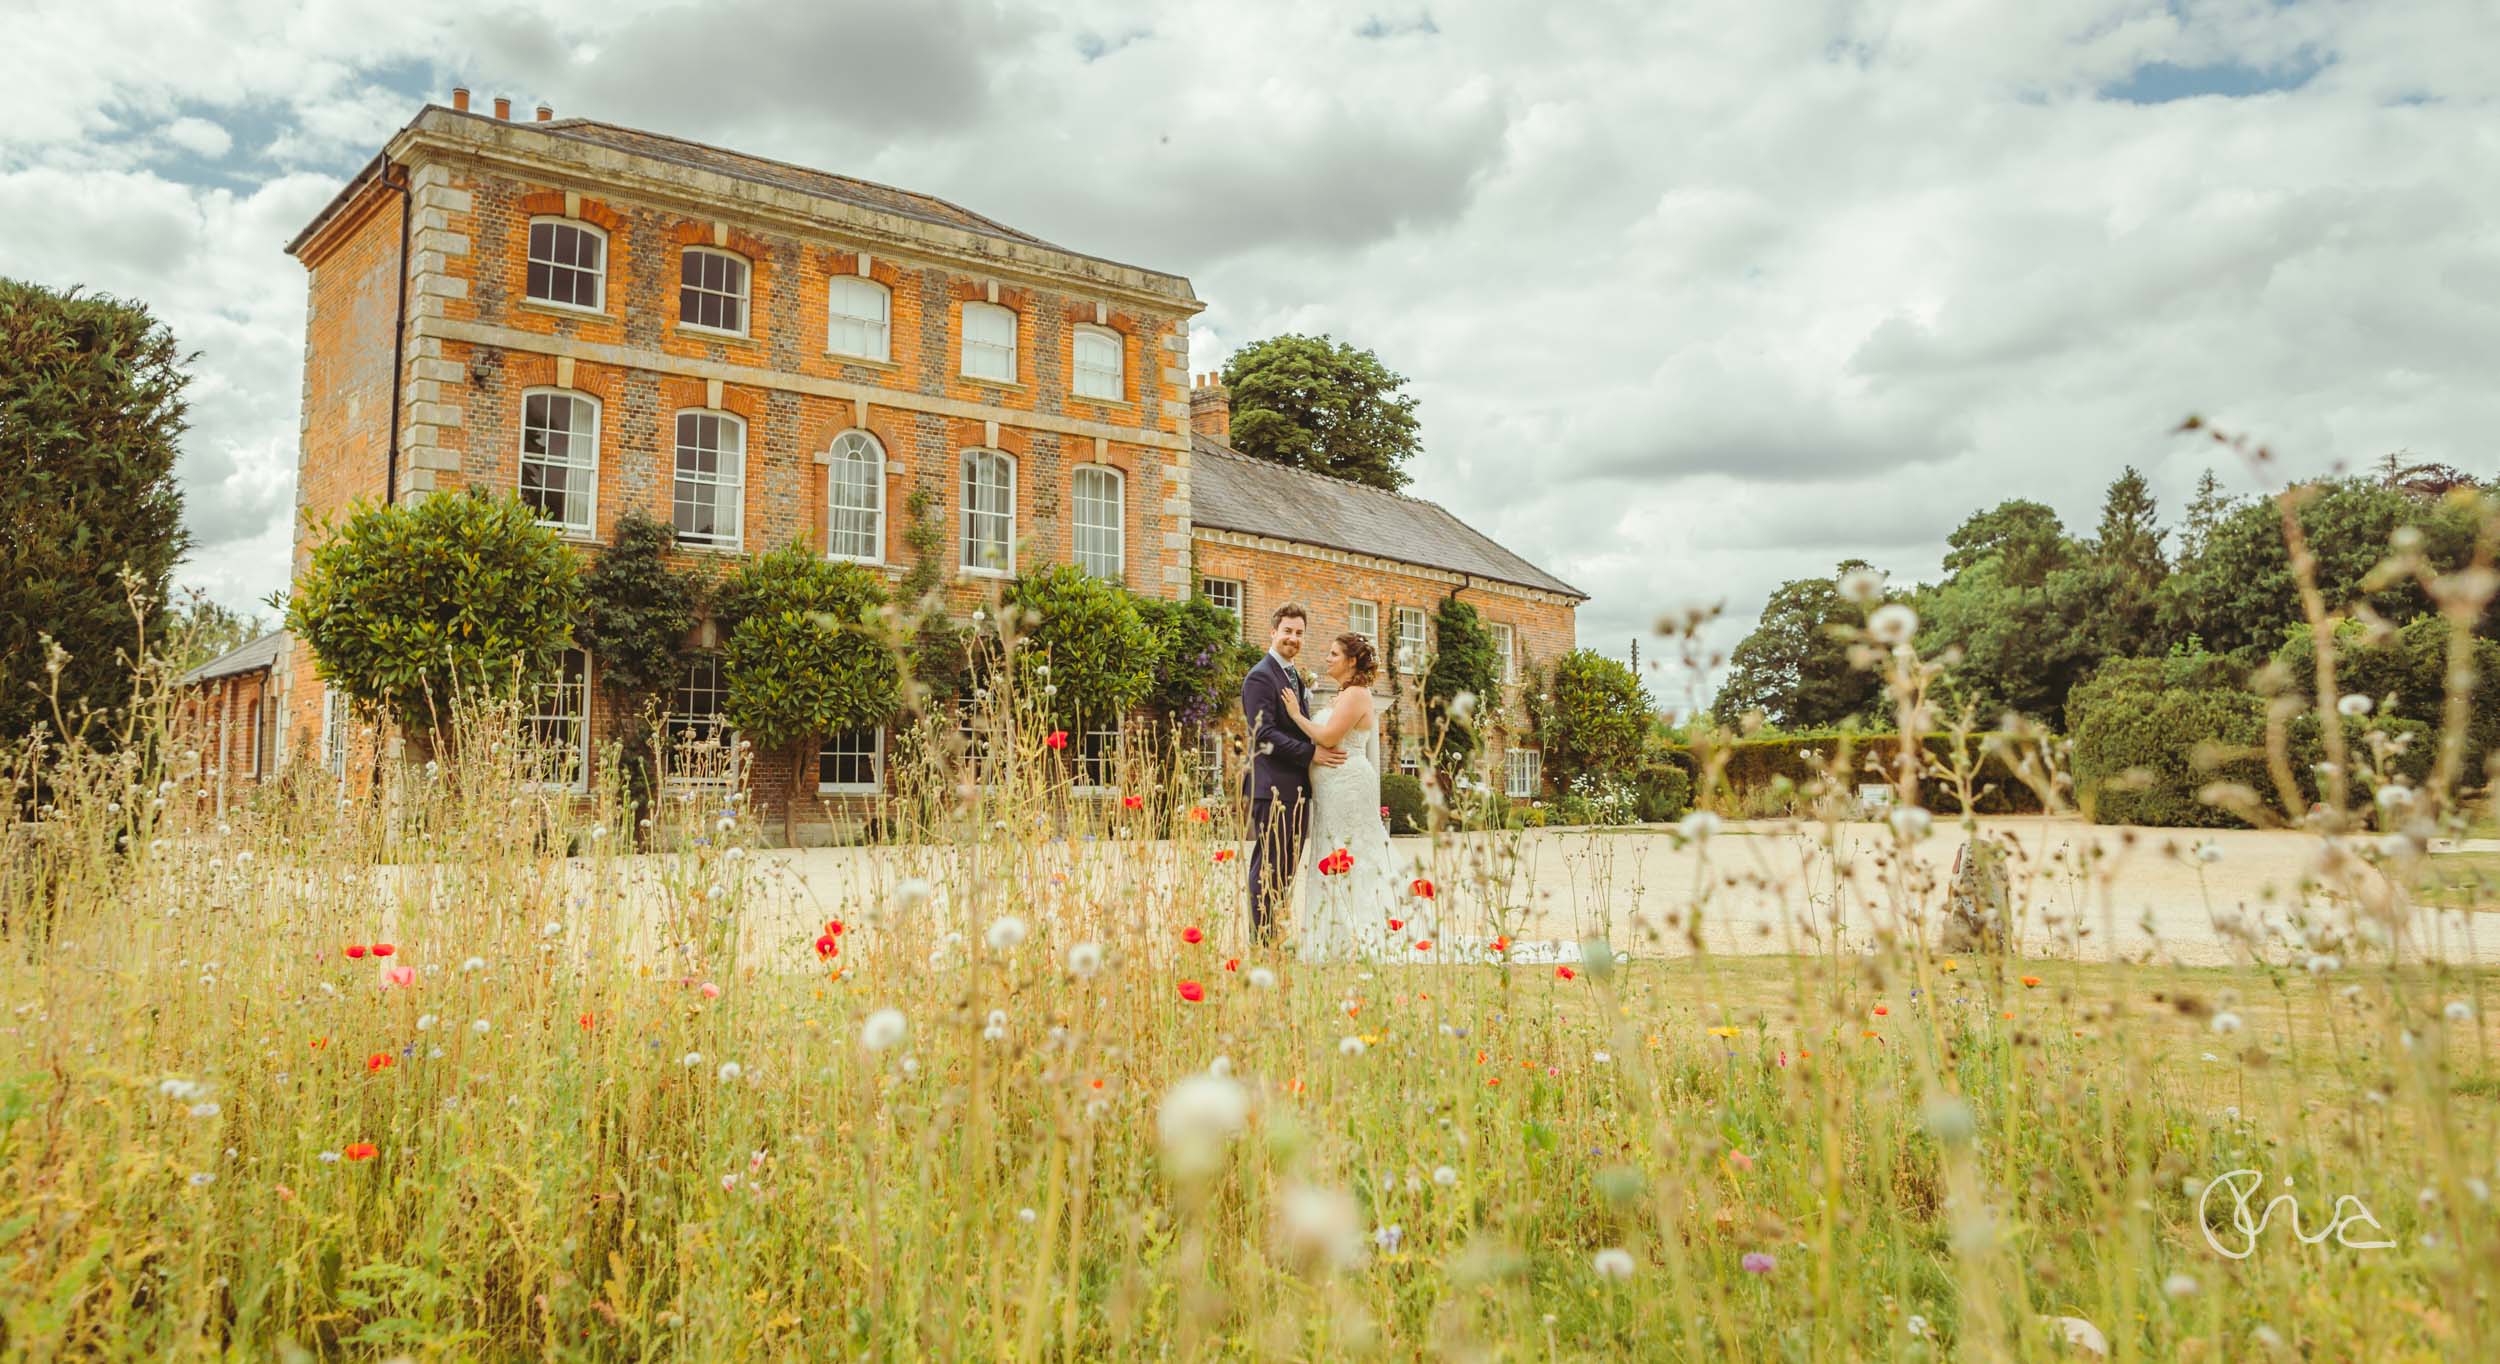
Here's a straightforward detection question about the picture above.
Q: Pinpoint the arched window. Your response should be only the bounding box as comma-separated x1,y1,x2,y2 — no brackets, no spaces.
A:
961,301,1017,383
519,388,600,534
1072,464,1124,578
526,218,606,311
828,276,890,361
1072,325,1123,400
961,448,1016,574
825,429,886,563
679,247,750,334
672,410,745,549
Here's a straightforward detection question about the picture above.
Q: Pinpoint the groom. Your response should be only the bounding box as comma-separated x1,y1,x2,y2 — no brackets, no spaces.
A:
1241,602,1346,946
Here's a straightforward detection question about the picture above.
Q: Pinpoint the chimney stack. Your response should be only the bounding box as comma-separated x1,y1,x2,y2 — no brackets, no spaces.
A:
535,104,554,122
492,96,511,120
1189,373,1230,444
451,87,471,112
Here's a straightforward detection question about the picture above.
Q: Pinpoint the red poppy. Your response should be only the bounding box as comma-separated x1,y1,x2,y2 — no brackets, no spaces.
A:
1182,926,1204,945
2020,975,2042,988
1188,807,1210,823
1213,848,1237,863
343,1143,377,1161
371,943,395,958
578,1012,595,1030
344,945,366,960
1556,966,1577,980
1045,731,1068,750
1318,849,1353,876
366,1052,393,1073
1177,980,1205,1003
1388,918,1404,931
1409,878,1436,899
1412,940,1434,952
814,935,838,958
1491,935,1510,953
825,920,845,936
1224,957,1240,972
1122,795,1144,810
1872,1005,1889,1017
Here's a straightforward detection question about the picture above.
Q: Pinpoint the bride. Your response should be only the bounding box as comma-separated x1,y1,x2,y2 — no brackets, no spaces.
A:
1279,633,1412,962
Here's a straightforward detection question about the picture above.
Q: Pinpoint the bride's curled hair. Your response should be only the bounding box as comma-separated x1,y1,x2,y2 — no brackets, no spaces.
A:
1335,632,1378,687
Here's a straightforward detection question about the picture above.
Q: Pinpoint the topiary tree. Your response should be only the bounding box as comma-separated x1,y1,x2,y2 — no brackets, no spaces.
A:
1421,595,1499,785
1000,565,1157,743
287,489,583,739
2,280,192,747
1538,649,1650,792
897,486,970,707
715,544,899,844
577,510,705,824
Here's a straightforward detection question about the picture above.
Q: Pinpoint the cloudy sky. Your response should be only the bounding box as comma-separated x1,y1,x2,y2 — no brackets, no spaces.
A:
6,0,2495,713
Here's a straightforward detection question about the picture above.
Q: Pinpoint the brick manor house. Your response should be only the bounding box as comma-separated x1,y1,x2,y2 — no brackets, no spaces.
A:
181,94,1584,836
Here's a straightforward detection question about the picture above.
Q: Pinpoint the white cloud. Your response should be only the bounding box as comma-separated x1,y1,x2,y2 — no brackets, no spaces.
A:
163,116,233,160
4,0,2496,708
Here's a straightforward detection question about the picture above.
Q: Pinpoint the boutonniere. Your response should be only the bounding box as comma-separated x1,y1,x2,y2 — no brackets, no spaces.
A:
1295,666,1316,689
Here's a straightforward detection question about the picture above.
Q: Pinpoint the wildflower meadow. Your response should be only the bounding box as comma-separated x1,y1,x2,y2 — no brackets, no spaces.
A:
6,508,2499,1360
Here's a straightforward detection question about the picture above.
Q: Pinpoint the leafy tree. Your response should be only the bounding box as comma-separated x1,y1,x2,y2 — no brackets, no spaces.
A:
1421,595,1500,779
2158,479,2484,664
164,589,265,675
578,511,702,702
287,489,582,735
1,280,191,744
1536,649,1649,792
1219,334,1422,491
2275,616,2500,774
1711,564,1882,730
1000,564,1156,735
1942,499,2070,592
715,545,899,845
1138,589,1251,732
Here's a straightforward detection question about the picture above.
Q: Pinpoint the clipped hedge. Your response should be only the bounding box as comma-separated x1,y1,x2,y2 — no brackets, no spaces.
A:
1632,759,1692,823
1381,773,1428,835
1664,735,2049,815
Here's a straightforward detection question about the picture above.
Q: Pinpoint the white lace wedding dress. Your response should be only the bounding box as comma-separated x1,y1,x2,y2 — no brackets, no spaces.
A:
1296,704,1408,963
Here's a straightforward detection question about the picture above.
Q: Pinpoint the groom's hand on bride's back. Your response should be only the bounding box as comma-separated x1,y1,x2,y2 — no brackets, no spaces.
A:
1313,746,1349,768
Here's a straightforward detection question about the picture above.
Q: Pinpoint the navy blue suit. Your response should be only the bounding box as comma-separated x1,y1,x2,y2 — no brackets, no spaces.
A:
1241,653,1314,944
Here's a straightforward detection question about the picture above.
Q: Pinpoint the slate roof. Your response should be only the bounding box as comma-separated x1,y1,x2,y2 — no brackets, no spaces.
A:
1190,436,1585,600
179,630,289,686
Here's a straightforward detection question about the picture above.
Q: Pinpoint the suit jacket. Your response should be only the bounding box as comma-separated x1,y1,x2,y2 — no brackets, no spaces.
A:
1241,653,1315,807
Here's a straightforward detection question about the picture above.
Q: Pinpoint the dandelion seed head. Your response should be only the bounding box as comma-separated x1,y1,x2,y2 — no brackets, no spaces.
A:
862,1008,908,1052
1592,1247,1636,1280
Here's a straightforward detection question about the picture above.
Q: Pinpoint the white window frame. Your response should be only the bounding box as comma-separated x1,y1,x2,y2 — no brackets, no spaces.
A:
677,246,750,337
827,276,891,362
1072,719,1121,795
1505,747,1542,799
518,388,600,536
1071,464,1125,579
1071,325,1123,401
1203,578,1244,625
961,301,1017,383
321,687,349,780
664,653,735,785
824,429,886,564
671,409,746,550
524,217,606,313
1490,622,1516,685
961,448,1017,576
817,726,885,795
527,648,593,794
1348,599,1379,647
1394,607,1429,674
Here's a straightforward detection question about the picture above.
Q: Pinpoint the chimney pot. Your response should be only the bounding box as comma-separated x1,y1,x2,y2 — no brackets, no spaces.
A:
535,104,553,122
451,87,470,112
493,96,511,120
1190,375,1231,443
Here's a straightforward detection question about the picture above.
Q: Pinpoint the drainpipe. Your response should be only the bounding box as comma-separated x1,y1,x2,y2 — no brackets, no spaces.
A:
378,160,414,504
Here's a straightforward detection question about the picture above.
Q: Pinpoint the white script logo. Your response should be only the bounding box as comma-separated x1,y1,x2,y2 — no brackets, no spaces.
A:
2198,1169,2396,1260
